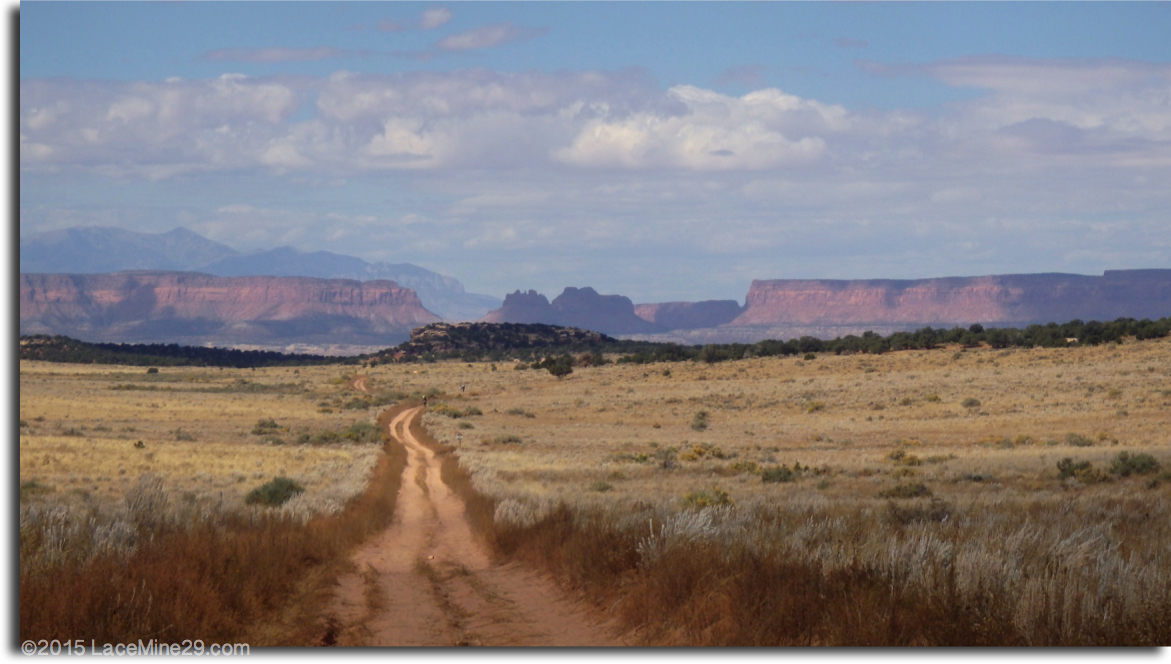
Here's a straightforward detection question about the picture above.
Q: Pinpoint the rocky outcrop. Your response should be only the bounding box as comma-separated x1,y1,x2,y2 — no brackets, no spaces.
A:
634,300,744,330
731,270,1171,328
482,290,555,325
19,271,440,347
482,287,667,336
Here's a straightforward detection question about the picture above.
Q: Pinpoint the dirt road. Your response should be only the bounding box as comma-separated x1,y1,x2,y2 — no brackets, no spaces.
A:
326,403,623,646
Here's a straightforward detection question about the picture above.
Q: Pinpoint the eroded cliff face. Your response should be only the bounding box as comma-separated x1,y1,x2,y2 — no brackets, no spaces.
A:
730,270,1171,328
481,287,667,335
19,271,440,345
550,287,667,335
481,290,553,324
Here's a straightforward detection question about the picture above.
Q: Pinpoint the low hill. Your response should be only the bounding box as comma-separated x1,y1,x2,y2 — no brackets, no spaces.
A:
380,322,621,362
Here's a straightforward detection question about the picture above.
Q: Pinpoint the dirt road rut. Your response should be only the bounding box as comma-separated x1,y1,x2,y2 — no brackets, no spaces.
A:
327,405,622,646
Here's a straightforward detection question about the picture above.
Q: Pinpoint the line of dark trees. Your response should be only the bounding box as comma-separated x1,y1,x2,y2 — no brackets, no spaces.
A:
383,322,666,364
615,316,1171,365
18,316,1170,369
18,335,358,368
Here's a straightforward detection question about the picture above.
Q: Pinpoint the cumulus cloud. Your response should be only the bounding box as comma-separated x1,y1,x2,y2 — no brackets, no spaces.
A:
555,86,844,170
19,57,1171,182
436,23,546,51
200,46,348,63
20,55,1171,300
20,74,304,178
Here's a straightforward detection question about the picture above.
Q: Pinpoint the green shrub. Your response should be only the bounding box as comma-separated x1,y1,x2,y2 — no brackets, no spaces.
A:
879,482,932,499
252,418,280,435
20,480,55,500
146,367,159,374
961,397,982,408
805,401,826,413
683,486,733,508
457,421,474,430
1066,433,1094,447
691,410,709,431
588,481,613,493
244,477,305,507
727,460,760,475
1056,457,1105,483
492,434,522,445
761,465,795,483
1109,452,1161,477
341,421,382,443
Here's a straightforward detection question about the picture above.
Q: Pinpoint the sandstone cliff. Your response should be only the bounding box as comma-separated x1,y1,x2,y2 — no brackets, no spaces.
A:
634,300,744,330
482,290,555,325
482,287,667,336
731,270,1171,328
19,271,440,347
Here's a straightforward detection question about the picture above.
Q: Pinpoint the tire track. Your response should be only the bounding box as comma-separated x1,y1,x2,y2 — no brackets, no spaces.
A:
326,387,622,646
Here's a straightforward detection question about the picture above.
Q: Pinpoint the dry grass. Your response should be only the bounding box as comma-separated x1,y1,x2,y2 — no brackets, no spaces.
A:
20,337,1171,645
19,361,414,645
19,402,412,645
19,361,382,509
403,338,1171,645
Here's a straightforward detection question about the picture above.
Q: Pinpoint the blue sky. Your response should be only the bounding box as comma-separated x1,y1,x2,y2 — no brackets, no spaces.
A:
19,2,1171,302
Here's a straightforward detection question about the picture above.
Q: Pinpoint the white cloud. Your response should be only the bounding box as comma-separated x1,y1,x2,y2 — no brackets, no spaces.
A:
420,7,453,30
21,60,1171,180
555,86,842,170
18,59,1171,294
866,56,1171,167
436,23,545,51
201,46,347,63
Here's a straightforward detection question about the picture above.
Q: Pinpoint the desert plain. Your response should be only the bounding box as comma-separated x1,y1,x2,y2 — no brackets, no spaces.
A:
18,335,1171,645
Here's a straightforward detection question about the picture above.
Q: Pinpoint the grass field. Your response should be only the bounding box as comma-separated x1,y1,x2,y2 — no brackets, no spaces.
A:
18,362,391,518
19,336,1171,645
409,338,1171,645
407,339,1171,507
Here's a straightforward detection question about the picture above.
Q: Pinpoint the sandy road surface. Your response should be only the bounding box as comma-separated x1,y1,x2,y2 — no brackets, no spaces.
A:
325,400,623,646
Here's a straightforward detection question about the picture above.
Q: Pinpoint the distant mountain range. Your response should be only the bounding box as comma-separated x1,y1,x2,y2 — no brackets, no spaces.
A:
483,271,1171,343
19,226,501,322
19,272,440,351
20,226,1171,350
